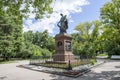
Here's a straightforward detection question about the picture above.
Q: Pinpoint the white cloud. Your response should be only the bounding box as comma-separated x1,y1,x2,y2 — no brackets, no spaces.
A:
52,0,89,15
23,0,90,35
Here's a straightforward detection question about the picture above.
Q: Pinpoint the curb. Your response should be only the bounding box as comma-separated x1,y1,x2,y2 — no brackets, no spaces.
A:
17,61,105,78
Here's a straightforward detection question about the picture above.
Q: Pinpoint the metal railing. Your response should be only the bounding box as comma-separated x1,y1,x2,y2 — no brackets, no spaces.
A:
29,55,91,70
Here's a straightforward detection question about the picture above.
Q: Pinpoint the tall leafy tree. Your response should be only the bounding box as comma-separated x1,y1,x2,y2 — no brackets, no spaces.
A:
23,30,55,57
100,0,120,56
33,31,42,45
74,22,92,56
73,20,102,57
0,0,53,60
91,20,101,54
75,22,92,42
0,0,53,19
0,17,14,60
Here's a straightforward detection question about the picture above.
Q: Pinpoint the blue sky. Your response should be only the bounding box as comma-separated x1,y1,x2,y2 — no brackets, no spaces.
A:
23,0,111,36
68,0,111,34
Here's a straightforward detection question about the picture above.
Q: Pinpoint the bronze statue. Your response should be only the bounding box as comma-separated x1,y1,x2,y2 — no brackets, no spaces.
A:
57,13,68,33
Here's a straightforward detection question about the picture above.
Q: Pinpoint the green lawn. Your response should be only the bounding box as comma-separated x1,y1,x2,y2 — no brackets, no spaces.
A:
97,53,108,57
0,60,16,64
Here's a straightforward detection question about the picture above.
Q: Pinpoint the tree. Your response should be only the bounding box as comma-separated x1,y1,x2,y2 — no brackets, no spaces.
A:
100,0,120,32
100,0,120,56
91,20,102,54
74,22,93,56
33,31,42,45
23,30,55,58
71,33,83,55
46,36,55,53
75,22,92,42
40,30,49,48
73,20,102,58
32,30,50,48
0,0,53,19
0,17,14,60
24,31,34,43
0,0,53,60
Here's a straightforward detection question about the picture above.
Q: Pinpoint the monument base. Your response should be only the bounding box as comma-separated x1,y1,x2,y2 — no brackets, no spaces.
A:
53,53,74,64
53,33,75,64
46,60,77,64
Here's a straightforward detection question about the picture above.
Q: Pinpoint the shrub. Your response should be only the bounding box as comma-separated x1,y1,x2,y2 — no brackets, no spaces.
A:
41,48,52,57
108,46,120,57
90,59,95,65
18,49,32,59
32,47,42,57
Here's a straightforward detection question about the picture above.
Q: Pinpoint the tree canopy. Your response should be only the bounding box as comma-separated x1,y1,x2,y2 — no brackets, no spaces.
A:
0,0,53,60
100,0,120,56
72,0,120,57
0,0,53,19
0,0,120,61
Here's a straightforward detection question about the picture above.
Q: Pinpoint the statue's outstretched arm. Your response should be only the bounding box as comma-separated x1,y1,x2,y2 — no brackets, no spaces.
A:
57,22,60,27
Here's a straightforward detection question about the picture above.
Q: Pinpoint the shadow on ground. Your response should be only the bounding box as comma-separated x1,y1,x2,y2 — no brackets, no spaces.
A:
49,70,120,80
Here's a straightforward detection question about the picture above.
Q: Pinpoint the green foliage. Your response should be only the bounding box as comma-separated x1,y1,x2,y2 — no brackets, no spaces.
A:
22,31,54,59
72,41,81,55
108,46,120,57
41,48,52,57
24,30,55,55
39,30,49,48
0,40,14,60
73,21,101,57
75,22,92,41
29,44,42,57
0,60,16,64
98,53,108,57
0,0,53,60
46,36,55,52
24,31,34,43
1,0,120,61
0,0,53,19
18,49,32,59
100,0,120,56
0,0,24,60
90,59,95,65
18,43,43,59
72,0,120,58
0,17,14,60
100,0,120,30
32,31,42,45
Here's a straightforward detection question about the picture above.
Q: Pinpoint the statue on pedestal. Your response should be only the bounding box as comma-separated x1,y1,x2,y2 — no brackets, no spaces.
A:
53,14,74,64
57,13,68,34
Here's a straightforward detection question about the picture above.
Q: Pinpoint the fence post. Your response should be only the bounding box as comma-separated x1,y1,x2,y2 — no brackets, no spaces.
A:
68,60,72,70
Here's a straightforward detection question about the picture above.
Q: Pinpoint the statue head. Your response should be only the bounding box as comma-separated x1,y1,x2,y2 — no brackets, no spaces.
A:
60,13,63,16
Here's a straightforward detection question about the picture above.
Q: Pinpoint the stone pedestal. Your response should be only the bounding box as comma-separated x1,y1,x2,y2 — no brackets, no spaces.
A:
53,33,74,63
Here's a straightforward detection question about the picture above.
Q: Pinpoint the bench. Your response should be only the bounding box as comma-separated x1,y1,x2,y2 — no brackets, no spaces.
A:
111,55,120,59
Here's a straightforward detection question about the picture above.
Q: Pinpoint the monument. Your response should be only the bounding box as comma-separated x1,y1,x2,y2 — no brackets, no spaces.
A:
53,14,74,64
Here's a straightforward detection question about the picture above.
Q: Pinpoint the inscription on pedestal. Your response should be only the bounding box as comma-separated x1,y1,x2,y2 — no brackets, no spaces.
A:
65,41,71,51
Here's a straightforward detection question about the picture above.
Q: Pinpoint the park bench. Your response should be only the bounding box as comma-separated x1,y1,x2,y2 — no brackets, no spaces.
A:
111,55,120,59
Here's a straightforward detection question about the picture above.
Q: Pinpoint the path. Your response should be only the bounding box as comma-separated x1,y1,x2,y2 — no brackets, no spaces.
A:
0,60,120,80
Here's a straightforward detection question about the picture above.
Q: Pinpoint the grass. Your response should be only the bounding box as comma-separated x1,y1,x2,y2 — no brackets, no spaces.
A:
0,60,16,64
90,59,95,65
97,53,108,57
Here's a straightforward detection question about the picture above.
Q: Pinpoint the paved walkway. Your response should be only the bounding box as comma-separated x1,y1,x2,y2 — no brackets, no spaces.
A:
0,60,120,80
